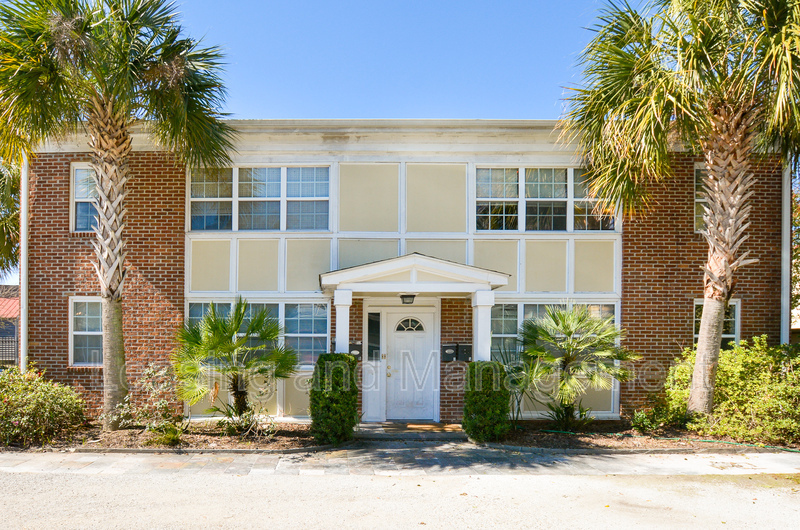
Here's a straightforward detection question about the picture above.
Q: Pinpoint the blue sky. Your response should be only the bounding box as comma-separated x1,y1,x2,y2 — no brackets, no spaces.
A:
3,0,604,285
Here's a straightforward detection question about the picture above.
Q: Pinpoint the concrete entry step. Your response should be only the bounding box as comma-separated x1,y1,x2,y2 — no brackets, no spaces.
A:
356,422,467,441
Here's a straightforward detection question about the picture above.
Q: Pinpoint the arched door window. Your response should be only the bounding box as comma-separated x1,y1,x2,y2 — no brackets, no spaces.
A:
395,318,424,332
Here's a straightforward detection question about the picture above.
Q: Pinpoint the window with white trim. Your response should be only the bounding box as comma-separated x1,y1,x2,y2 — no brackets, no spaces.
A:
695,168,708,231
71,299,102,366
694,300,739,346
190,167,329,232
72,166,98,233
190,168,233,230
285,303,328,365
476,167,615,232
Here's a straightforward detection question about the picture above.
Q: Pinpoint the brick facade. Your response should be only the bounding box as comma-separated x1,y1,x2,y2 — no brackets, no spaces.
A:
620,153,784,411
27,152,186,414
438,298,472,422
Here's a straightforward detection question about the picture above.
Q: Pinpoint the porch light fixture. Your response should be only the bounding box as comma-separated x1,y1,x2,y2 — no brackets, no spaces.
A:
400,293,416,305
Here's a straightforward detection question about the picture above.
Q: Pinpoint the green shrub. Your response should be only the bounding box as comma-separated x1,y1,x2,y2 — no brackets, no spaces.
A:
462,361,511,442
101,363,182,432
638,336,800,445
145,422,184,447
0,367,86,446
309,353,359,445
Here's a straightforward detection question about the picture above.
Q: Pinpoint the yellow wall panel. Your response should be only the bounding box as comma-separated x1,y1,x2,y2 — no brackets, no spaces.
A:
286,239,331,291
525,240,567,292
405,239,467,264
338,239,398,269
574,240,615,292
238,239,279,291
283,373,312,416
339,164,398,232
406,164,467,232
191,240,230,292
473,240,517,291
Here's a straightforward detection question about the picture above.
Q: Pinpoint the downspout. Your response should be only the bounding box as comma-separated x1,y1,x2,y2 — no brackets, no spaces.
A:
781,162,791,344
20,154,28,372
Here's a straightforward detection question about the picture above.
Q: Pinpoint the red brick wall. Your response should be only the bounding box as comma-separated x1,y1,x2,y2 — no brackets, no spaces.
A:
620,154,784,411
27,152,186,414
439,298,472,422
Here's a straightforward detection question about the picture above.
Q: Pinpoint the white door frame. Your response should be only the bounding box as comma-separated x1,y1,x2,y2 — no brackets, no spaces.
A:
362,297,441,422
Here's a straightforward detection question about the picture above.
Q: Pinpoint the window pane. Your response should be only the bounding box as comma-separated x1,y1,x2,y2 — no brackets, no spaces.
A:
574,201,615,231
476,201,518,231
284,304,327,336
525,201,567,231
476,168,518,199
287,167,329,198
694,302,737,339
491,337,519,357
239,168,281,198
525,168,567,198
239,201,280,230
74,168,97,199
74,301,102,332
577,304,616,322
695,169,708,200
74,334,103,365
285,336,327,365
286,200,329,230
190,168,233,198
367,312,381,361
523,303,566,322
188,302,231,327
190,201,232,231
75,202,99,232
574,168,589,199
491,304,518,335
240,303,279,333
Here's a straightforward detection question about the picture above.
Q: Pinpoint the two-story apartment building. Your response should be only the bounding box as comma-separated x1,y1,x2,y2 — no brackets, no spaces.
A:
22,120,790,422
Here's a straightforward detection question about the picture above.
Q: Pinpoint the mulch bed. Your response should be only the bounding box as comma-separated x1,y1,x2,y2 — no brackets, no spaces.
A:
501,421,800,451
23,421,319,451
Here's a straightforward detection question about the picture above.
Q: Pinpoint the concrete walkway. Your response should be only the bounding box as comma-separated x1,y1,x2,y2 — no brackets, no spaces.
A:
2,441,800,476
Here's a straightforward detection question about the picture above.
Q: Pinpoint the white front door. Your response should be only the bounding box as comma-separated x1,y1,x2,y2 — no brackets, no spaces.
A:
386,311,436,420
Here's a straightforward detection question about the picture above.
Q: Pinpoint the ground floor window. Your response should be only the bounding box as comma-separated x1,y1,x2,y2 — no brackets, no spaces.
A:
70,297,103,366
186,300,329,367
694,299,740,346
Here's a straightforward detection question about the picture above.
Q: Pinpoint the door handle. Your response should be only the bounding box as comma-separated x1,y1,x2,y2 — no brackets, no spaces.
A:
387,372,392,377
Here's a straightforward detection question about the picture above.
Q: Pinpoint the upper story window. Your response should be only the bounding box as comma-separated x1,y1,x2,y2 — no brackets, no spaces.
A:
71,298,102,366
476,167,615,232
694,300,739,346
190,167,329,232
695,168,708,232
72,166,99,233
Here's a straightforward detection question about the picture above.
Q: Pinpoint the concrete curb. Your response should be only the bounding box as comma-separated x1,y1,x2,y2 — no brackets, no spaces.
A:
67,442,354,456
355,433,468,442
478,442,787,455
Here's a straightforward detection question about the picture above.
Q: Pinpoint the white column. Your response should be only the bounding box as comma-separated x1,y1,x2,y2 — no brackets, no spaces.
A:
472,290,495,362
334,289,353,353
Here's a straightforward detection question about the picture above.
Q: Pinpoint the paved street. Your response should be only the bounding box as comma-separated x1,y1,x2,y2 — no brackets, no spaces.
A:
2,443,799,528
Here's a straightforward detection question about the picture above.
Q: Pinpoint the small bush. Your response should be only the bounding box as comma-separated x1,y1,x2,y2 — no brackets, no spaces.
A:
637,336,800,445
545,401,593,432
462,361,511,442
0,367,86,446
145,423,184,447
309,353,359,445
101,364,182,432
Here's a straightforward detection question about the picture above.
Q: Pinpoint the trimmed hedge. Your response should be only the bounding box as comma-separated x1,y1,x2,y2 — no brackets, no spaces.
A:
0,367,86,447
309,353,359,444
462,361,510,442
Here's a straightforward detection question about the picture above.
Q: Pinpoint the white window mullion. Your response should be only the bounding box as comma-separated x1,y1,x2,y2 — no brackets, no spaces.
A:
567,167,575,232
280,167,288,232
232,167,239,232
518,166,525,233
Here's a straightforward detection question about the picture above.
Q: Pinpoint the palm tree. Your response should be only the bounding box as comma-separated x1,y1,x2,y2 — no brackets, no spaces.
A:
564,0,800,414
519,305,639,424
0,163,19,277
0,0,235,428
172,298,298,417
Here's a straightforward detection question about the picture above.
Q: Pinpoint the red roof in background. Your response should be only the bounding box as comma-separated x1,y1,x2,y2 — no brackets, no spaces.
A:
0,297,19,319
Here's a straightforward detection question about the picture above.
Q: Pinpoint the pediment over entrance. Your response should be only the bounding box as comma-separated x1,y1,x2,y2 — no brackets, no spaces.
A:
320,253,509,294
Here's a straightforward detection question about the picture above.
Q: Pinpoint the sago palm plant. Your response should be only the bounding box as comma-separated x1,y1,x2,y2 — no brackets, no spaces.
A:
520,306,639,427
0,0,236,428
173,298,298,418
565,0,800,414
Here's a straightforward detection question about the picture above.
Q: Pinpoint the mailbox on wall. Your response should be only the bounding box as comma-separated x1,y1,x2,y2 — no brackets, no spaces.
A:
441,343,458,362
457,344,473,362
348,341,363,357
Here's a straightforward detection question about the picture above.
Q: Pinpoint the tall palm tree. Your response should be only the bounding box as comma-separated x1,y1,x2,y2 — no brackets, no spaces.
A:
0,0,236,429
172,298,297,417
565,0,800,414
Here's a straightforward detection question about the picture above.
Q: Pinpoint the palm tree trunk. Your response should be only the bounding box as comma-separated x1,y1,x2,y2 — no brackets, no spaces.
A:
229,373,249,417
689,104,758,415
87,96,132,430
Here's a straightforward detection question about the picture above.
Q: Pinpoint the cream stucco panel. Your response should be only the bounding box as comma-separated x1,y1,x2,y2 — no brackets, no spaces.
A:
338,239,399,269
574,240,615,292
283,373,312,416
405,239,467,264
406,164,467,233
339,164,399,232
286,239,331,292
190,240,230,292
473,240,518,292
238,239,279,291
526,240,567,292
